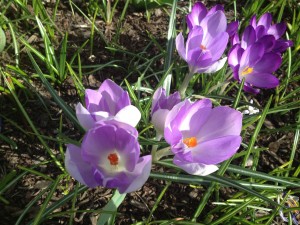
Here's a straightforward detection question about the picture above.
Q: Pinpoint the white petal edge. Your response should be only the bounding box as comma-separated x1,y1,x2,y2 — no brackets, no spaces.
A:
115,105,141,127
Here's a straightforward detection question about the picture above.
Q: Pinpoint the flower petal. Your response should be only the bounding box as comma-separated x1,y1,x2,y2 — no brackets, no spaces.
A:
76,103,96,130
201,57,227,74
254,52,282,73
241,25,256,49
268,22,286,39
152,109,170,135
206,32,229,61
245,72,279,88
201,11,227,40
85,89,102,112
186,2,207,29
192,135,242,164
174,157,218,176
199,106,242,142
115,105,141,127
228,44,244,68
65,144,98,187
120,155,152,193
176,32,187,61
240,42,264,68
257,13,272,30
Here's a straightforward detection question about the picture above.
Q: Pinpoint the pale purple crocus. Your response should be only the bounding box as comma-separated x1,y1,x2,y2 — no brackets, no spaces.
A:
176,11,229,74
228,42,281,94
65,120,152,194
164,99,242,176
151,87,181,136
76,79,141,130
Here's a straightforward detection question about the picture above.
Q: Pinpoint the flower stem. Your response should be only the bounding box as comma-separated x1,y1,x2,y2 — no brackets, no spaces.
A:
179,71,194,98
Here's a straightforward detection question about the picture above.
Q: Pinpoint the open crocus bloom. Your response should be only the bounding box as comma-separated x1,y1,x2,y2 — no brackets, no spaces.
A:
65,120,152,194
164,99,242,176
228,42,281,94
176,10,228,74
76,79,141,130
151,87,181,136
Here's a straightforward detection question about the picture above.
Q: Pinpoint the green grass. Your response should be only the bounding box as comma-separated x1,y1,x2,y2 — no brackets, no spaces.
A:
0,0,300,224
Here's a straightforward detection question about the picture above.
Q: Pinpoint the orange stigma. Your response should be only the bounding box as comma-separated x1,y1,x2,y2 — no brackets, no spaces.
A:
183,137,198,148
200,44,207,50
241,66,253,76
107,153,119,166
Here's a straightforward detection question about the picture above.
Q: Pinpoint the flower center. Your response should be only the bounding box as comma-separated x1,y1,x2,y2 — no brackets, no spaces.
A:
241,66,253,76
107,153,119,166
183,137,198,148
200,44,207,50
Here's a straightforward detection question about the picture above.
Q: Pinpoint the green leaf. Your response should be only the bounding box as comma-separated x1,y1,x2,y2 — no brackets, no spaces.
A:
0,27,6,52
97,190,126,225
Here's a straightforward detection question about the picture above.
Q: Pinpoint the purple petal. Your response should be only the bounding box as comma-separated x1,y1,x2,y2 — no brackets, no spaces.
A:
81,125,117,164
206,31,229,61
249,15,257,28
186,2,207,30
76,103,97,130
255,25,267,39
240,42,264,68
258,13,272,30
245,72,279,88
257,35,275,52
186,26,204,52
268,22,286,39
201,11,227,39
192,135,242,164
254,52,282,73
226,21,239,38
120,155,152,193
228,44,244,68
273,39,293,53
151,87,165,112
85,89,102,112
199,106,243,142
201,57,227,74
178,99,212,136
188,48,212,69
207,4,224,15
241,25,256,49
164,100,191,145
243,83,260,94
65,144,98,187
173,157,218,176
176,33,187,61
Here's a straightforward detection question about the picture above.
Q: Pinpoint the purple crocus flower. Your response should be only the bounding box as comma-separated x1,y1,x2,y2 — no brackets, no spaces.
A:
76,79,141,130
176,8,229,74
65,120,152,194
228,42,282,94
164,99,242,176
249,13,293,53
151,87,181,136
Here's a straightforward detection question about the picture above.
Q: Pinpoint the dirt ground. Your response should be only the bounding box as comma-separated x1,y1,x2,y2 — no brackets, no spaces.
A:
0,1,298,224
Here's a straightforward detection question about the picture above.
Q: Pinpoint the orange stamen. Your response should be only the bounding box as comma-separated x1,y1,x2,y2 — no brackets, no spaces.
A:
200,44,207,50
183,137,198,148
241,66,253,76
107,153,119,166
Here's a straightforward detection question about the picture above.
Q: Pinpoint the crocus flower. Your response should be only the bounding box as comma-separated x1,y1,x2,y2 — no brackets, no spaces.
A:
249,13,293,53
151,87,181,136
186,2,224,31
65,120,152,194
176,9,229,74
228,42,281,94
164,99,242,176
76,79,141,130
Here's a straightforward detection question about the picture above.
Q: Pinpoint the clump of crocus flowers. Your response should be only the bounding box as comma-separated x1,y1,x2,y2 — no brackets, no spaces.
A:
65,2,292,195
228,13,293,93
